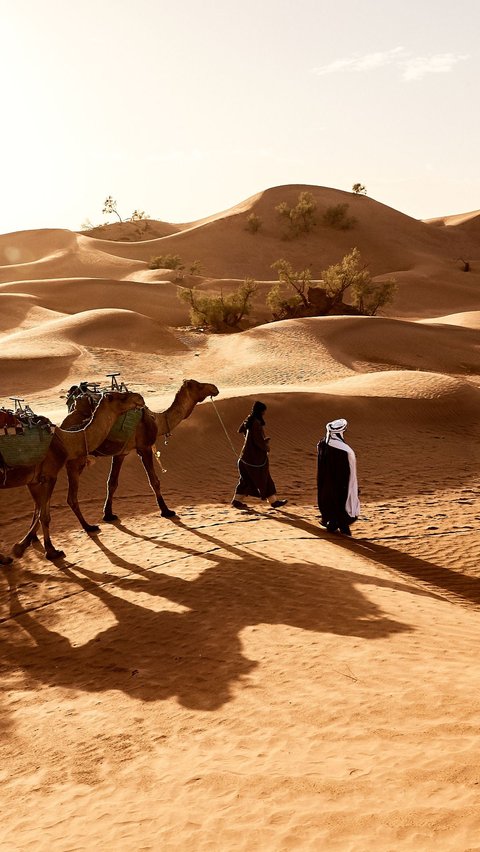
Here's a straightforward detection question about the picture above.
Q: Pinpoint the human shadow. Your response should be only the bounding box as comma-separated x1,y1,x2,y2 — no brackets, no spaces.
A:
269,509,480,608
2,522,413,714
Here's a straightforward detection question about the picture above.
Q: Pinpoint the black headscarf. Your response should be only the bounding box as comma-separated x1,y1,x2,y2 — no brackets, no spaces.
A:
238,401,267,434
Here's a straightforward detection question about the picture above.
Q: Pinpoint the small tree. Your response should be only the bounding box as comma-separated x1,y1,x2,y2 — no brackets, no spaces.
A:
102,196,122,222
267,259,312,319
245,212,262,233
351,277,397,316
323,203,356,230
322,248,396,315
352,183,367,195
275,191,317,237
179,279,257,330
189,260,203,276
321,248,368,309
149,253,184,271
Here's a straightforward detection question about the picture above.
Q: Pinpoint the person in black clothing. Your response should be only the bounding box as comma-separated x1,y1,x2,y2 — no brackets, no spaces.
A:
232,401,287,510
317,418,360,536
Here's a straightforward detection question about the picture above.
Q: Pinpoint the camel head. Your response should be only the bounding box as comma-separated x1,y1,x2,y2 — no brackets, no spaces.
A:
181,379,219,403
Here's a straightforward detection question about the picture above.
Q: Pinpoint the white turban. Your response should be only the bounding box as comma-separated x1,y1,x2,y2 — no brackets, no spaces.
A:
326,418,348,442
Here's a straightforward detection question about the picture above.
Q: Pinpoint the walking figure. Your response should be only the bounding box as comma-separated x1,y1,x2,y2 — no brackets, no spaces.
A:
231,401,287,510
317,418,360,536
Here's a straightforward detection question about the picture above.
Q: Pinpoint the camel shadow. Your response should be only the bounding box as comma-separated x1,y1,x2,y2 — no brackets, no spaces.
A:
2,519,415,717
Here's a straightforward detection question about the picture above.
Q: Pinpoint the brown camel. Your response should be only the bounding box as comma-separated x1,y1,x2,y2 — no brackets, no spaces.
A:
5,390,145,561
64,379,219,530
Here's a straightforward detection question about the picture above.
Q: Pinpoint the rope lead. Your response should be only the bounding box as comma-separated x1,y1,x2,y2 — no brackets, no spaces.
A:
209,396,238,458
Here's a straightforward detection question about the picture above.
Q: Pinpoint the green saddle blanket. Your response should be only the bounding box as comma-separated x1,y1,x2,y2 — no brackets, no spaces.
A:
107,408,143,442
0,426,54,467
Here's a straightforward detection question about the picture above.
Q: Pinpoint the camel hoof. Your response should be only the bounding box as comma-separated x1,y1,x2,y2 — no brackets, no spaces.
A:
46,549,66,561
161,509,177,519
85,524,101,534
12,543,27,558
103,514,118,523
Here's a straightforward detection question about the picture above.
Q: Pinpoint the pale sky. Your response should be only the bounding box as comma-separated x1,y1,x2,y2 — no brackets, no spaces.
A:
1,0,479,234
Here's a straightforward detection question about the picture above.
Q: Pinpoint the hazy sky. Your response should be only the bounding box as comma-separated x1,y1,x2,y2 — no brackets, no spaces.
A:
1,0,479,234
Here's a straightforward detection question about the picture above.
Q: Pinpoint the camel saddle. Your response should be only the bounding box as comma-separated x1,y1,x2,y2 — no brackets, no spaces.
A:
66,381,143,444
0,405,55,467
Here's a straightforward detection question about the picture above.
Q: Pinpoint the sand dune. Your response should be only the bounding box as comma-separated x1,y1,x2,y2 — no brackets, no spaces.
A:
1,307,187,355
82,218,181,241
418,310,480,329
1,185,480,851
1,187,479,318
0,277,189,326
195,316,480,387
0,292,64,333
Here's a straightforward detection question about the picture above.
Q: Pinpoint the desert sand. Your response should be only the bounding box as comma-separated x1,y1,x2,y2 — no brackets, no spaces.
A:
1,185,480,851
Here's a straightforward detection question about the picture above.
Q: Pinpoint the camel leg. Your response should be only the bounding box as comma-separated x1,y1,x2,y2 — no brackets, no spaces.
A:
12,496,42,557
138,447,176,518
103,455,126,522
66,460,101,533
14,480,65,561
37,479,65,561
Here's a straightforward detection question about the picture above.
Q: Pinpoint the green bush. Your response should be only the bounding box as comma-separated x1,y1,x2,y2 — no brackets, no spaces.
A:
322,203,356,230
179,279,257,330
149,254,184,271
245,213,262,233
275,191,317,238
321,247,396,315
267,259,312,319
351,277,397,316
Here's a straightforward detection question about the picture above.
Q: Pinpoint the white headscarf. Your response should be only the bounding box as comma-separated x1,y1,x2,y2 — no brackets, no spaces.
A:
325,418,360,518
326,418,348,443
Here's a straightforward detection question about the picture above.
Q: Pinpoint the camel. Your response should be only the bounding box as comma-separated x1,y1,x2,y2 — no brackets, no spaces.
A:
63,378,219,530
4,390,144,561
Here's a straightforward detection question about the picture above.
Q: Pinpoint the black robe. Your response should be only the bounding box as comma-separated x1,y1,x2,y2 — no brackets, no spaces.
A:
235,418,276,500
317,439,357,528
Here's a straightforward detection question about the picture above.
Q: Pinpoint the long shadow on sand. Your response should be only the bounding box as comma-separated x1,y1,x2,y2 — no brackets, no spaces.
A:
1,517,416,715
269,510,480,608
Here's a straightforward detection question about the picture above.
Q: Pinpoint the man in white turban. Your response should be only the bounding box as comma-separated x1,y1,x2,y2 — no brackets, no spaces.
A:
317,418,361,536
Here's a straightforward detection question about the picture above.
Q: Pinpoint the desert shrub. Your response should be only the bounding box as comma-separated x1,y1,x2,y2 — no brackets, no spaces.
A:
351,277,397,315
179,278,257,330
266,283,304,320
149,253,184,271
321,248,367,309
246,213,262,233
322,203,356,230
352,183,367,195
267,259,312,319
275,191,317,237
188,260,203,275
322,247,396,315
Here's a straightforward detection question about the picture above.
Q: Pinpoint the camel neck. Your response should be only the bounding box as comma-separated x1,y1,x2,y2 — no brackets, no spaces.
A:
154,387,196,435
